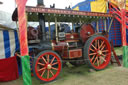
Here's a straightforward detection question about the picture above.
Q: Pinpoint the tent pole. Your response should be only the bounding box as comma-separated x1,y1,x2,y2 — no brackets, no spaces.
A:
15,0,32,85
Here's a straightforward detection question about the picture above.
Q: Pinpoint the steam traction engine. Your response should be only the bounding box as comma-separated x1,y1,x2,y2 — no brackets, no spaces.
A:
12,5,113,83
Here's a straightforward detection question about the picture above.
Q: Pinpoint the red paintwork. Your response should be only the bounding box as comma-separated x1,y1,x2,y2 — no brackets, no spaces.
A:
35,52,62,82
65,33,79,40
88,36,111,70
121,9,127,46
69,49,82,58
80,24,95,43
52,41,68,51
16,0,28,56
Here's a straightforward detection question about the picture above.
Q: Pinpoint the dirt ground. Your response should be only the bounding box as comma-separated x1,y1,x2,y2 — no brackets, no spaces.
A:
0,65,128,85
1,47,128,85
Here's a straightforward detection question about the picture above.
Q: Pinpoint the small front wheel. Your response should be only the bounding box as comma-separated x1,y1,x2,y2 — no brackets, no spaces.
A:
33,50,62,83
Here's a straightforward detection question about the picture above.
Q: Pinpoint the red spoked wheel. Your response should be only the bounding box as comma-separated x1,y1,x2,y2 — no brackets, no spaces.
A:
84,35,111,70
33,50,62,82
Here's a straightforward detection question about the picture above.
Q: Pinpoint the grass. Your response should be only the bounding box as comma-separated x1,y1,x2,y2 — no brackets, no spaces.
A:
114,47,123,56
1,47,128,85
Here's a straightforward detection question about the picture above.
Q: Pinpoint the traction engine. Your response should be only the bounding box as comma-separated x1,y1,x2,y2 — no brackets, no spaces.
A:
12,0,112,82
27,23,111,83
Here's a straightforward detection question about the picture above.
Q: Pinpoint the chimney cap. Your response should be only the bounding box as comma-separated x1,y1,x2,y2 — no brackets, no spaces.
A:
0,1,3,4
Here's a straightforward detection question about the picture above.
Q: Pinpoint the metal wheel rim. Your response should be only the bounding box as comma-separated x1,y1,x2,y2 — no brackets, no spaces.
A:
35,52,62,82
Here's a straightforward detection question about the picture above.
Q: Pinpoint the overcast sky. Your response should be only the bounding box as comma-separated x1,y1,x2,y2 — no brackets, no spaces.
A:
0,0,84,14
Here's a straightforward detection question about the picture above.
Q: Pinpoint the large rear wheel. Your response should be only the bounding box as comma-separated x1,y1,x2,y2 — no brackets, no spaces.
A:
33,50,62,83
84,35,111,70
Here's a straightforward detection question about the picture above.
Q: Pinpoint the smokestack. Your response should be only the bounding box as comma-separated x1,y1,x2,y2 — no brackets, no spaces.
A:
37,0,46,41
37,0,44,6
0,1,3,4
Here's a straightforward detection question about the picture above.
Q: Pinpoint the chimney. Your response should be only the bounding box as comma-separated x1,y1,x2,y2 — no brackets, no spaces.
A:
37,0,44,6
0,1,3,4
37,0,46,41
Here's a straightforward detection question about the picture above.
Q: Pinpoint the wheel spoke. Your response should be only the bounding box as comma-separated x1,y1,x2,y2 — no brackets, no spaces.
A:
38,62,45,66
101,45,105,51
41,69,46,77
98,40,100,49
91,55,96,61
91,44,97,50
99,57,102,64
47,70,50,79
100,56,106,62
95,40,97,49
89,53,97,56
99,41,104,49
93,56,98,64
89,48,95,52
52,62,58,66
50,57,55,64
38,67,46,72
101,53,106,57
102,50,108,53
97,57,100,66
42,56,47,64
51,67,58,70
47,55,49,63
50,70,54,76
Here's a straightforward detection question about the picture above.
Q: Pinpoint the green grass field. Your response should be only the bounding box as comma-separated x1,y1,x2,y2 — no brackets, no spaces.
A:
1,47,128,85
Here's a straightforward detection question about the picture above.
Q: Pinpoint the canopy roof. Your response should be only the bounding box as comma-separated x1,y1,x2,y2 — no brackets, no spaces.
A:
12,6,114,23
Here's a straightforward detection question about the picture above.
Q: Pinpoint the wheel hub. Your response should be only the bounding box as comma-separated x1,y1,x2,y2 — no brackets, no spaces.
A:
98,50,102,55
47,64,52,69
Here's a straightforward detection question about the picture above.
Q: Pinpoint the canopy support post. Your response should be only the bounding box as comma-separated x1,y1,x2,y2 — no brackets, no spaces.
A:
55,17,58,43
108,18,114,32
96,21,99,32
104,18,107,31
48,20,51,40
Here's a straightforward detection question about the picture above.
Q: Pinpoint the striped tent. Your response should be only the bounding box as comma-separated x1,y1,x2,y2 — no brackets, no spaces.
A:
72,0,107,13
0,29,19,81
0,30,19,59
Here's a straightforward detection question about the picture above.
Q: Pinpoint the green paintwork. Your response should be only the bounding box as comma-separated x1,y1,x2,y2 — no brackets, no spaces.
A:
123,46,128,67
21,55,32,85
